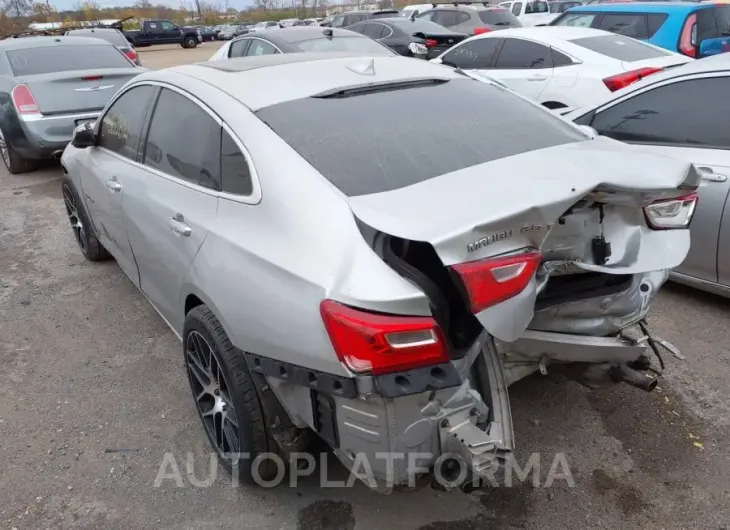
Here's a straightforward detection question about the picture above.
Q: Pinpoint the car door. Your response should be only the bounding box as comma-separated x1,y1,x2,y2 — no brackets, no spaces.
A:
122,87,220,331
78,84,158,287
160,21,180,44
489,37,554,99
582,73,730,285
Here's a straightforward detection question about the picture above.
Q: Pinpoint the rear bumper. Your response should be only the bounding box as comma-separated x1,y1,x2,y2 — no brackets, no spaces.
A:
12,112,99,160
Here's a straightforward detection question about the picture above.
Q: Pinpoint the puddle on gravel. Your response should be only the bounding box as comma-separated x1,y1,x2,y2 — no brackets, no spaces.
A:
591,468,649,516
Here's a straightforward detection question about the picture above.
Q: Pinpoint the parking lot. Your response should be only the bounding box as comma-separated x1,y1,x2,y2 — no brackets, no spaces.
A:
1,42,729,530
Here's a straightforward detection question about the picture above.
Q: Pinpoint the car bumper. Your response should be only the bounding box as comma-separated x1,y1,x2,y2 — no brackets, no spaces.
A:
12,112,99,159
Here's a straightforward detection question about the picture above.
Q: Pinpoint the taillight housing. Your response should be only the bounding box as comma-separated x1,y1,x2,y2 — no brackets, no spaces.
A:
474,27,491,35
11,84,40,116
602,67,663,92
124,49,138,63
450,251,542,314
643,192,698,230
320,300,449,375
424,38,438,48
678,13,697,58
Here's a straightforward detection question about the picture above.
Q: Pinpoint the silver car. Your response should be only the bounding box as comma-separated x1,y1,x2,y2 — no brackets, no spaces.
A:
0,36,145,174
61,52,700,491
567,53,730,298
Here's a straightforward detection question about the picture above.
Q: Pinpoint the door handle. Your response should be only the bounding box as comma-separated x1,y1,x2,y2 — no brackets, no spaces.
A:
698,167,728,183
169,214,191,237
105,177,122,192
528,75,548,81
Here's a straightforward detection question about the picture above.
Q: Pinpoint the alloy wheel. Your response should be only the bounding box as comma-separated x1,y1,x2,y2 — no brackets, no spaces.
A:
185,330,241,460
62,182,87,253
0,127,10,169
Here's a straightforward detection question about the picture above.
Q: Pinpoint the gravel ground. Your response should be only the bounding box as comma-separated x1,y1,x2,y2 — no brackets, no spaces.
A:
0,43,729,530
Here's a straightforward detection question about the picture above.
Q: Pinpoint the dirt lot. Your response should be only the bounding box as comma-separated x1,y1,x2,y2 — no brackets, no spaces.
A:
1,44,729,530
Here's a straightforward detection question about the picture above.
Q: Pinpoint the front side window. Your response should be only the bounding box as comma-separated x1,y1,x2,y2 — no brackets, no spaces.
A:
417,10,436,21
495,38,552,68
255,78,586,197
246,39,279,56
433,10,460,27
161,21,175,31
441,38,502,69
589,76,730,149
330,15,345,27
98,85,157,159
143,89,221,189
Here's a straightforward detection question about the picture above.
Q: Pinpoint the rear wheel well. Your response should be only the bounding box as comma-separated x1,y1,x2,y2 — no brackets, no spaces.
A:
542,101,568,110
185,294,204,315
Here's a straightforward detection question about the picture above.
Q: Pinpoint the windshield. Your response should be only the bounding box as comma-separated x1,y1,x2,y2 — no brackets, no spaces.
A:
295,35,395,54
549,2,581,13
255,79,585,197
526,1,549,13
7,45,132,75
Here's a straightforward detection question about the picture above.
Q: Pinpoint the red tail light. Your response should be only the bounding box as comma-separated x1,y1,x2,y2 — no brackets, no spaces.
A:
320,300,449,375
82,75,103,81
602,67,663,92
474,27,492,35
450,251,542,314
643,192,698,230
678,13,697,58
124,49,138,62
11,84,40,116
425,38,438,48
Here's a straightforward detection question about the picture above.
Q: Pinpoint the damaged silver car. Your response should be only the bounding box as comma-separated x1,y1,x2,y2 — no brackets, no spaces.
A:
60,53,700,492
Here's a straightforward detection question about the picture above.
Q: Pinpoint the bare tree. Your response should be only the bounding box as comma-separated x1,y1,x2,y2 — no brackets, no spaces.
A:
254,0,276,13
1,0,33,18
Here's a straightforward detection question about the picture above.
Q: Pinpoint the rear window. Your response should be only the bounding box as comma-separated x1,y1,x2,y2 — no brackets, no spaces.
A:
549,2,581,13
478,9,521,26
255,79,586,197
552,12,597,27
295,36,394,54
6,45,132,75
66,29,128,46
371,10,399,18
568,34,670,61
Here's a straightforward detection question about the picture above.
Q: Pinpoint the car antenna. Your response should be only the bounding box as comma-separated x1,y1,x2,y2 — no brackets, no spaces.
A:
322,27,333,38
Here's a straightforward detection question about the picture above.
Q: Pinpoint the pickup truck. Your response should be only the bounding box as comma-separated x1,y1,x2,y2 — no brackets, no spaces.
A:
123,20,202,48
496,0,556,26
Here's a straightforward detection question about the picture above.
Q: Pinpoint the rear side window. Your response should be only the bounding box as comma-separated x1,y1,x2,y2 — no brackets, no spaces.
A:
221,129,253,195
441,38,502,68
143,88,221,190
478,9,521,26
6,45,131,75
568,35,670,61
229,38,249,57
295,36,393,54
647,13,668,37
255,79,586,197
495,38,553,68
596,13,649,39
552,13,597,27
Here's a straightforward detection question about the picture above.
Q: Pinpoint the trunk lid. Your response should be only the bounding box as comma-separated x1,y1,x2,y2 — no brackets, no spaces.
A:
415,31,467,57
620,54,692,73
18,69,142,115
348,138,700,341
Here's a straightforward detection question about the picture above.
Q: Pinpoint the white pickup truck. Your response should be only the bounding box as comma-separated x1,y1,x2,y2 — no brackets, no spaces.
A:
497,0,557,26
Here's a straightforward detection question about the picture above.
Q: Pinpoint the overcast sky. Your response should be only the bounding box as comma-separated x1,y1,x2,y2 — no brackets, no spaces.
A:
52,0,257,11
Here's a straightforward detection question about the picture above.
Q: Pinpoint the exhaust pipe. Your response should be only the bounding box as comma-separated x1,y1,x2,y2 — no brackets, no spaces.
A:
51,150,63,160
609,365,657,392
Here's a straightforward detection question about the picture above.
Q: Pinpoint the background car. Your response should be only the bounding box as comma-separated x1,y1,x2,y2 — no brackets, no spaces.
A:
248,20,282,32
329,9,401,27
193,25,218,41
65,27,142,66
431,27,693,109
218,24,248,40
0,36,145,174
400,3,435,18
567,53,730,297
416,5,522,35
549,2,730,58
348,18,467,58
496,0,553,26
208,27,398,61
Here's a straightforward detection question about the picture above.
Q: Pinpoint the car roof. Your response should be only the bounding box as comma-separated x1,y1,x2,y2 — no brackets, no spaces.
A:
156,53,465,111
0,35,115,50
475,26,610,41
565,1,708,12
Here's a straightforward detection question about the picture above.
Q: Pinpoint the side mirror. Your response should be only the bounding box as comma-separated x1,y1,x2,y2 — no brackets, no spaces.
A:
577,125,598,138
71,123,95,149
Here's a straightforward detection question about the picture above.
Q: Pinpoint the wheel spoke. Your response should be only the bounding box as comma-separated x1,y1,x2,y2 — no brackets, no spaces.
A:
222,415,240,453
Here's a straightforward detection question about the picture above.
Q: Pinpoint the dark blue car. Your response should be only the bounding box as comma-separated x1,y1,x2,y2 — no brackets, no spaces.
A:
550,2,730,58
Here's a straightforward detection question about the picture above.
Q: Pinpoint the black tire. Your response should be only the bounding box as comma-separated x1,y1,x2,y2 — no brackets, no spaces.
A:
184,36,198,48
61,175,110,261
183,305,276,484
0,126,37,174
